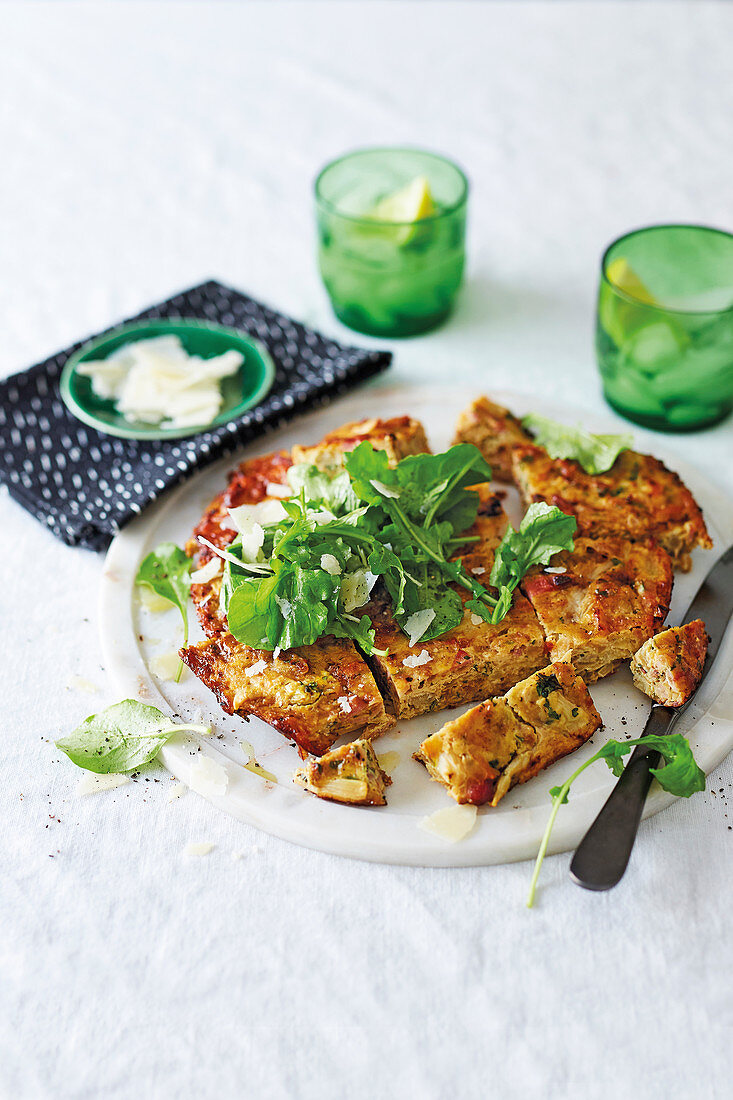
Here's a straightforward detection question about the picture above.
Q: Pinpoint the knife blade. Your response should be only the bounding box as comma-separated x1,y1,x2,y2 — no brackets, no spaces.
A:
569,543,733,892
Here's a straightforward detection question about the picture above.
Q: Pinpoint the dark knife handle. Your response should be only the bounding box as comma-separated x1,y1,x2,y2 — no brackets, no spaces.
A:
569,742,662,891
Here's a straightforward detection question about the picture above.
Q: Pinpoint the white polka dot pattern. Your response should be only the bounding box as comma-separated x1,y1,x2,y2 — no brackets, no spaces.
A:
0,281,391,549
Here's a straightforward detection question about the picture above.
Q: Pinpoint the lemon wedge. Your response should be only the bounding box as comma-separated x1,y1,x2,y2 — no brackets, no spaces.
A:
606,257,658,305
371,175,436,224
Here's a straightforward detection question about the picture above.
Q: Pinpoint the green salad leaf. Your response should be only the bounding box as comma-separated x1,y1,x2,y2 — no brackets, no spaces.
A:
135,542,192,681
214,442,576,655
476,502,577,623
527,732,706,907
55,699,211,774
523,413,633,475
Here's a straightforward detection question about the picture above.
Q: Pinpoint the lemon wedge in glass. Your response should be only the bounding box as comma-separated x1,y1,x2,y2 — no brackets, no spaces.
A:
369,175,437,245
606,257,658,305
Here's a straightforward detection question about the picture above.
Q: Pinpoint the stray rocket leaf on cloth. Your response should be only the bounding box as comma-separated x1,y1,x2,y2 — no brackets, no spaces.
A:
55,699,211,773
522,413,633,475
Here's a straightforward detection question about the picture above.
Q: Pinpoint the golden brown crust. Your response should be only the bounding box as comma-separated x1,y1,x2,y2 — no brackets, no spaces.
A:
452,396,533,483
521,537,673,682
293,739,392,805
180,633,394,758
414,662,602,807
291,416,430,471
512,443,712,571
630,619,709,707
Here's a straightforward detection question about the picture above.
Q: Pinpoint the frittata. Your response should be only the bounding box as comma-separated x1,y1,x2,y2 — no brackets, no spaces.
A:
521,536,673,682
293,738,392,805
452,395,533,482
414,662,602,806
181,632,393,758
630,619,709,708
512,443,712,572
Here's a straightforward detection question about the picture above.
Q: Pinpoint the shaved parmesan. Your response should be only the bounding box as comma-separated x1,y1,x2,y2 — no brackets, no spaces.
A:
275,595,292,618
369,479,400,499
167,782,188,802
337,696,352,714
320,554,342,575
66,674,100,695
138,586,174,613
189,757,228,798
403,608,435,646
402,649,432,668
544,566,567,574
340,569,378,613
76,772,130,796
266,482,291,498
78,335,242,429
240,740,277,783
470,565,486,576
419,804,477,842
377,751,400,772
190,556,222,584
149,651,184,681
245,659,268,677
470,612,484,627
184,841,215,857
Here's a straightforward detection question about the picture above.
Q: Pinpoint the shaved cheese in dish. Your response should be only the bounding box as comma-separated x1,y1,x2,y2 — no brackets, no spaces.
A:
167,782,188,802
266,482,292,498
76,772,130,796
77,334,243,429
65,674,100,695
320,554,342,575
419,804,478,842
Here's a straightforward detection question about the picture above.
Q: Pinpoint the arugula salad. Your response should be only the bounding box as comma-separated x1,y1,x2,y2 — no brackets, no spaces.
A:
189,441,578,656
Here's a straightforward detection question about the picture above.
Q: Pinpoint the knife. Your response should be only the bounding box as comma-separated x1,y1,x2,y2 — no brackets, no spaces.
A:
569,544,733,892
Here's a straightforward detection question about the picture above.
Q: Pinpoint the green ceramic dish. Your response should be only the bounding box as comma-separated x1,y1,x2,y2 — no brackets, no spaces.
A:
60,318,276,440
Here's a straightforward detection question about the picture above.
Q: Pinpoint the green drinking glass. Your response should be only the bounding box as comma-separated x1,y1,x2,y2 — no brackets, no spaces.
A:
315,147,468,338
596,224,733,431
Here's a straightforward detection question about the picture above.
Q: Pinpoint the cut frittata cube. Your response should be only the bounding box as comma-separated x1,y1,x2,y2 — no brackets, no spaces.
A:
414,661,601,807
293,739,392,806
630,619,709,707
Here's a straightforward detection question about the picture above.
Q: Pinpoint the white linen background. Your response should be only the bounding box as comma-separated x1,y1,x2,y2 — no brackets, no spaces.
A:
2,3,732,1098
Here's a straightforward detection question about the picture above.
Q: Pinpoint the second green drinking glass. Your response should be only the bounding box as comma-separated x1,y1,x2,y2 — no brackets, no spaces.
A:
315,147,468,338
596,224,733,431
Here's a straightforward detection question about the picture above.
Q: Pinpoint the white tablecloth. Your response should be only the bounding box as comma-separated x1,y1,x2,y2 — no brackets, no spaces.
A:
2,3,732,1097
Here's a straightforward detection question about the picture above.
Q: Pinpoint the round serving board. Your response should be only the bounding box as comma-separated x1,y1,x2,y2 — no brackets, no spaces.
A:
99,386,733,866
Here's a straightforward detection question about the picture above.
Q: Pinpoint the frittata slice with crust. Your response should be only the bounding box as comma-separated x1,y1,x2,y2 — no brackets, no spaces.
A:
520,536,673,682
291,415,430,471
452,396,533,482
414,662,601,807
180,632,394,758
361,486,547,719
512,443,712,571
293,739,392,805
364,586,547,720
630,619,709,707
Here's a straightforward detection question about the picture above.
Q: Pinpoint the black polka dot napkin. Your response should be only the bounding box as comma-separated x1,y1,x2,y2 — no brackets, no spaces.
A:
0,280,391,550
